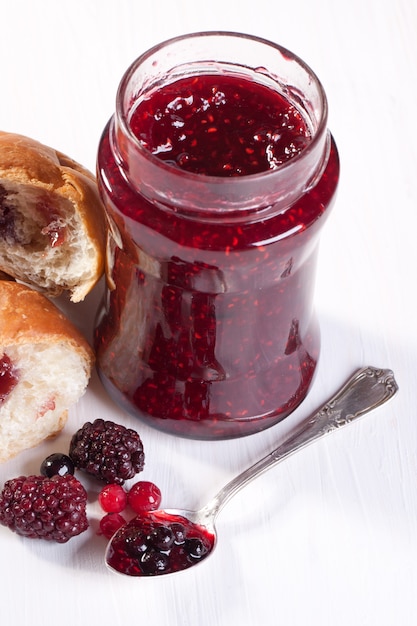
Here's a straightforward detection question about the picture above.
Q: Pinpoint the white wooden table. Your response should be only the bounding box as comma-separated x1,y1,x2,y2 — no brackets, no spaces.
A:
1,1,416,624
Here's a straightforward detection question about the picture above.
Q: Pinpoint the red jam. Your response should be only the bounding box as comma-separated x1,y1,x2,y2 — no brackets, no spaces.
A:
0,184,18,243
38,199,66,247
0,354,18,404
129,74,311,176
106,511,215,576
95,41,339,440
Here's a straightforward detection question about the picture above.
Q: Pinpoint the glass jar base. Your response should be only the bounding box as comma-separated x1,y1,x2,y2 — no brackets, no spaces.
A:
96,366,317,440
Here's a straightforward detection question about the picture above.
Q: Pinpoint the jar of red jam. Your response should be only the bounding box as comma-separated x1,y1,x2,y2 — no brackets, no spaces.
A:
95,32,339,440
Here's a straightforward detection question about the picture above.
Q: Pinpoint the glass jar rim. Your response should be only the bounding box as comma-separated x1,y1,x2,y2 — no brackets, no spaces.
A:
114,31,330,214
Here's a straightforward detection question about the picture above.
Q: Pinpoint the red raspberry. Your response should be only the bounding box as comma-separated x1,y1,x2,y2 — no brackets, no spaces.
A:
98,484,128,513
127,481,162,514
0,474,88,543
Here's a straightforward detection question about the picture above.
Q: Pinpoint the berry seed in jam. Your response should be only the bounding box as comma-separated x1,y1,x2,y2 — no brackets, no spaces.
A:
105,511,215,576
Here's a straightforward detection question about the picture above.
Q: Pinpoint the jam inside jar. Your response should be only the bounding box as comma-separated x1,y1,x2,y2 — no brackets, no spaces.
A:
95,32,340,440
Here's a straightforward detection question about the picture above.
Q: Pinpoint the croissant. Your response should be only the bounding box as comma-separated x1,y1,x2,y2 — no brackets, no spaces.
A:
0,131,106,302
0,281,94,463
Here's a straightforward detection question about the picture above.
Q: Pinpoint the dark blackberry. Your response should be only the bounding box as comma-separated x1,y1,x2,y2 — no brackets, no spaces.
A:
69,419,145,485
0,474,88,543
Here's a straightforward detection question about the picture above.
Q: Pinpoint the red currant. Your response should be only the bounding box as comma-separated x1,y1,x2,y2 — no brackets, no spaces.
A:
98,483,128,513
99,513,127,539
128,481,162,514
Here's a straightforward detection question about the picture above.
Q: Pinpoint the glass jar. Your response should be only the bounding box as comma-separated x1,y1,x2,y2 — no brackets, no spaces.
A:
95,32,339,440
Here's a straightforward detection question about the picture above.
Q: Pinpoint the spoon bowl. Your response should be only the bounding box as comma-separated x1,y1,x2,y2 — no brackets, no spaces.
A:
105,366,398,577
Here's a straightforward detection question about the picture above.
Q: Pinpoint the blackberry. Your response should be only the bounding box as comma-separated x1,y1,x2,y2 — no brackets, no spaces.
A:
69,419,145,485
0,474,88,543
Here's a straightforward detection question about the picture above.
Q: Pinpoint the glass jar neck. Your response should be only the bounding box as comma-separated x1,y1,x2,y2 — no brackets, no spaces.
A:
111,32,330,219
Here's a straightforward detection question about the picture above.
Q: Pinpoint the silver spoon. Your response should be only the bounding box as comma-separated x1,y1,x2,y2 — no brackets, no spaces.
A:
106,366,398,577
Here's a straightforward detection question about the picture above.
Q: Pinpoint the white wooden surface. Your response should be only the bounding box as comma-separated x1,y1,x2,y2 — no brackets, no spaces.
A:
1,1,416,624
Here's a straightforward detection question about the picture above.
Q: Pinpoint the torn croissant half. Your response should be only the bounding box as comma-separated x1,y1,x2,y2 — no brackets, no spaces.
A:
0,281,94,463
0,131,106,302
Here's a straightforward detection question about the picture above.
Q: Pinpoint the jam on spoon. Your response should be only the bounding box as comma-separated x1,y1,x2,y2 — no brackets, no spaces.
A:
105,366,398,577
106,510,214,576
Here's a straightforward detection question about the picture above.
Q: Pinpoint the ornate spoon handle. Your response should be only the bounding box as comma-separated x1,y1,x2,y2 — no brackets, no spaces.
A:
201,366,398,522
